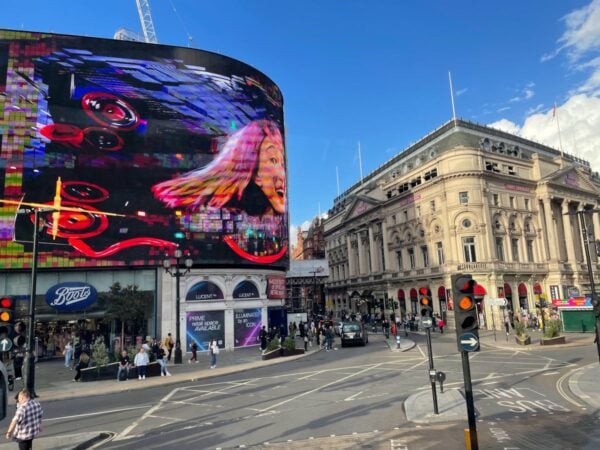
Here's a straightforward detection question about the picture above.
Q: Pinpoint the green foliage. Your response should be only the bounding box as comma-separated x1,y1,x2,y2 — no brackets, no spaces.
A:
91,336,110,367
544,318,563,338
515,320,528,338
266,337,280,352
101,282,152,349
282,336,296,351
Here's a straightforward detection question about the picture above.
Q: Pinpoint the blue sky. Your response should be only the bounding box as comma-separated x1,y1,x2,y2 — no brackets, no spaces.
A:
2,0,600,244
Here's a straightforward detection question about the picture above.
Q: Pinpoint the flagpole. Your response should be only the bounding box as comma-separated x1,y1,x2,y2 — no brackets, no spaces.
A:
335,166,340,197
553,102,564,157
358,141,364,185
448,71,457,124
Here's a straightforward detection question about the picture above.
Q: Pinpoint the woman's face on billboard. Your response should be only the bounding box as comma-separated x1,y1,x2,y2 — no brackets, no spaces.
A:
255,134,286,214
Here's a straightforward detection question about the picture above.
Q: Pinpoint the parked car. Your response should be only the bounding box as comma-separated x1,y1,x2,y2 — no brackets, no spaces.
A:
340,321,368,347
334,321,343,336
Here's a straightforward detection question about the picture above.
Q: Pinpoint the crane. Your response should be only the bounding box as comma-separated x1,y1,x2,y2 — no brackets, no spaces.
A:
136,0,158,44
113,0,158,44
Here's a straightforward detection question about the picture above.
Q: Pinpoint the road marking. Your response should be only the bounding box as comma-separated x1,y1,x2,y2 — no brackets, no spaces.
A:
416,345,426,358
257,363,383,412
556,368,584,408
116,387,181,440
344,391,364,401
542,372,559,376
44,405,151,422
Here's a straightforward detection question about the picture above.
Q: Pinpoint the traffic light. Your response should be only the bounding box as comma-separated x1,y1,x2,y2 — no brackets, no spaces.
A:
13,321,26,348
0,296,14,337
452,274,480,351
418,287,433,317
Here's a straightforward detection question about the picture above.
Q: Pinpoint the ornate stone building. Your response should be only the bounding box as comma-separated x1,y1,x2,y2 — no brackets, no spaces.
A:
323,119,600,329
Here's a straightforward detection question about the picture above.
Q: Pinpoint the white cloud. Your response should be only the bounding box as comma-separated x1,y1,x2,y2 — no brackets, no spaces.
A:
489,96,600,171
492,1,600,173
508,82,535,103
456,87,468,97
488,118,521,135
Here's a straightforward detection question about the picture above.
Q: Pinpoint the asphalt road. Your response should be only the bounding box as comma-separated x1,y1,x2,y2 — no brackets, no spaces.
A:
18,332,600,449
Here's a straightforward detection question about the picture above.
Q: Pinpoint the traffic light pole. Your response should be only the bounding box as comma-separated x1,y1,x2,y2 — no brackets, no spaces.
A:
425,326,439,415
26,208,40,398
461,350,478,450
577,211,600,363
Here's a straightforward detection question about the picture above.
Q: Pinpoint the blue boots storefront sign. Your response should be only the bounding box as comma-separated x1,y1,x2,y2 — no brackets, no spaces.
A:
45,282,98,312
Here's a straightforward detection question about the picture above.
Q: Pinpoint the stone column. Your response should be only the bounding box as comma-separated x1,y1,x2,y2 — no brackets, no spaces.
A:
357,231,366,275
346,235,355,277
381,221,390,271
561,200,576,264
368,225,378,273
592,209,600,242
542,198,558,260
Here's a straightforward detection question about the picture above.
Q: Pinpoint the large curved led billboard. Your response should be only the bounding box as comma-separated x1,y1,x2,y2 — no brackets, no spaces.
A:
0,30,288,270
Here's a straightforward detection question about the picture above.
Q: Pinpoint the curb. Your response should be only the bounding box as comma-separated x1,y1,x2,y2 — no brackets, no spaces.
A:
384,338,416,352
480,337,593,352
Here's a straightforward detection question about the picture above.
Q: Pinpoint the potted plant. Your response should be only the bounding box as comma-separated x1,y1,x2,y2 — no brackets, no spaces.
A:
541,318,566,345
515,321,531,345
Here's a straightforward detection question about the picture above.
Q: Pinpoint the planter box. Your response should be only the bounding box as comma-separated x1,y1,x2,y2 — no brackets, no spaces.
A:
81,361,161,382
261,349,281,361
540,336,566,346
515,336,531,346
282,348,305,357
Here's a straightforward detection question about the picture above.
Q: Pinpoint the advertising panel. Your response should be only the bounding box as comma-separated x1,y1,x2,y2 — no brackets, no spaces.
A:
186,310,224,351
0,30,288,270
267,276,286,299
234,308,262,347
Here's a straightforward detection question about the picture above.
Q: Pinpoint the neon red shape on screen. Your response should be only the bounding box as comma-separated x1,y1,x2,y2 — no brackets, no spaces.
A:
61,181,109,203
39,123,84,144
81,92,139,130
69,237,178,258
223,235,287,264
33,203,109,239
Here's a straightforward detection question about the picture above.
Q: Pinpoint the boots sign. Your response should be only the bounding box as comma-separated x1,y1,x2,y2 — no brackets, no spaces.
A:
45,282,98,312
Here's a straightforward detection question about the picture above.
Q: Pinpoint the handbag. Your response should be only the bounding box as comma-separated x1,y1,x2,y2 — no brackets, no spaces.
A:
213,345,219,355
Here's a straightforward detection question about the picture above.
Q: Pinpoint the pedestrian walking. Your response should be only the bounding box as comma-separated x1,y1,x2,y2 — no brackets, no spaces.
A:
438,318,445,334
117,350,131,381
189,341,198,363
5,389,43,450
504,317,510,335
259,326,268,353
164,333,174,363
73,351,90,382
304,334,309,351
134,347,149,380
209,338,219,369
156,343,171,376
63,341,73,368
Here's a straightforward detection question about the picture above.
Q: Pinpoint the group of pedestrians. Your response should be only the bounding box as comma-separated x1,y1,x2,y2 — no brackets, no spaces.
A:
116,335,220,381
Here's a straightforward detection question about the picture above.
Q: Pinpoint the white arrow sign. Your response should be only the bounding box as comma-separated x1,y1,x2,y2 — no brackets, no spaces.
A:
460,337,478,347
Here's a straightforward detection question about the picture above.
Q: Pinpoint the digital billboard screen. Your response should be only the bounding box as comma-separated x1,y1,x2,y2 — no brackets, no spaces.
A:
0,30,288,270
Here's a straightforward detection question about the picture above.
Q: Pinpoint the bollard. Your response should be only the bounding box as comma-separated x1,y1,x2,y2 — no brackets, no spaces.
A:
396,335,401,349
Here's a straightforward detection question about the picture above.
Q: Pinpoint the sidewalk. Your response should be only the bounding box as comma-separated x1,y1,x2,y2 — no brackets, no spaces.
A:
14,337,322,403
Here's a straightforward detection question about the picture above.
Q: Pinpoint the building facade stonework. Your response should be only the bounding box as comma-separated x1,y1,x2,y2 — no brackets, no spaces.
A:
323,119,600,329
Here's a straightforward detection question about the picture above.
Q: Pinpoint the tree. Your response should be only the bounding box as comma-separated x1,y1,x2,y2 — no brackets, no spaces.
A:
103,282,151,352
91,335,110,367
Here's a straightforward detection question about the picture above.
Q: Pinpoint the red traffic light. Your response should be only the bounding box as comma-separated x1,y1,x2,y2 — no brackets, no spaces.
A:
454,276,475,293
419,287,429,296
0,297,12,308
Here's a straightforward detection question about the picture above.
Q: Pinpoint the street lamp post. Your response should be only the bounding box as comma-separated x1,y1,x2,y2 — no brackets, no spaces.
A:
163,249,193,365
26,208,42,398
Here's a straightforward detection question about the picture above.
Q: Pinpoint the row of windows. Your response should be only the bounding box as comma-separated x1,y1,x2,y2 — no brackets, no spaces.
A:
485,161,517,176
